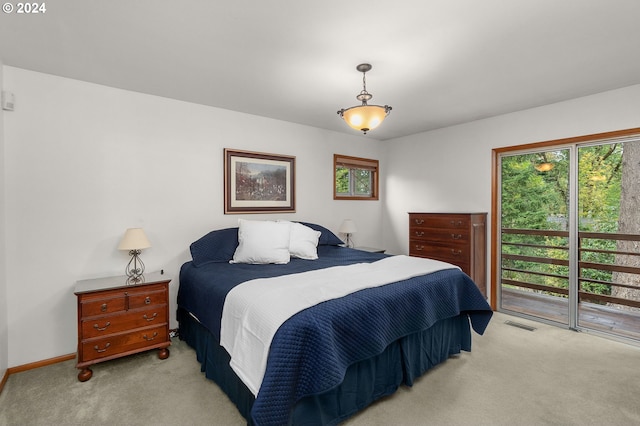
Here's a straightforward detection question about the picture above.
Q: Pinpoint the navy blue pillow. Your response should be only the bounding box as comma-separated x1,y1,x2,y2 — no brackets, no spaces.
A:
190,227,239,266
297,222,344,246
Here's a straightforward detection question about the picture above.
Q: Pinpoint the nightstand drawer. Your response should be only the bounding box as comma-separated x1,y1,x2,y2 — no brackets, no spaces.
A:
81,305,168,338
128,285,167,309
80,294,127,317
81,325,168,362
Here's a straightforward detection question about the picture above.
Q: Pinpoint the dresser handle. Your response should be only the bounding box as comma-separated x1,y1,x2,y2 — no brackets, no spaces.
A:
451,234,462,239
450,220,463,227
94,343,111,353
450,249,462,256
144,297,151,305
93,322,111,331
100,303,107,312
415,231,424,237
143,313,158,322
414,219,424,225
143,332,158,341
414,245,424,251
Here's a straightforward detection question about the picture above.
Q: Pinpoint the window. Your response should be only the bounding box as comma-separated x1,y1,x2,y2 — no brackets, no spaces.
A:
492,128,640,343
334,154,379,200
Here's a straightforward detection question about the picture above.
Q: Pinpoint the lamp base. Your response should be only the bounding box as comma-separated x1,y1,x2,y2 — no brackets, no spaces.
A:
344,234,354,248
125,250,146,285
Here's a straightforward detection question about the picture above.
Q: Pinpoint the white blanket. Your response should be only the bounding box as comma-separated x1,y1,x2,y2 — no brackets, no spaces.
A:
220,255,458,396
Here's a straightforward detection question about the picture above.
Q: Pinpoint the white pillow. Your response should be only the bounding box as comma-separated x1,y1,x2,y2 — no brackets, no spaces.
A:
230,219,292,264
287,222,322,260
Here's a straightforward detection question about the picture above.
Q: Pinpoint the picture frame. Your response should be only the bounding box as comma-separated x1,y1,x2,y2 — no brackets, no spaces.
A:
224,149,296,214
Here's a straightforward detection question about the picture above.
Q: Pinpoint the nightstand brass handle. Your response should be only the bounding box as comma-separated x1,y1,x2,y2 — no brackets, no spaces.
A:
94,343,111,353
451,249,462,255
451,234,462,239
415,245,424,251
415,231,424,237
143,332,158,341
93,322,111,331
143,313,158,322
414,219,424,225
144,297,151,305
100,303,107,312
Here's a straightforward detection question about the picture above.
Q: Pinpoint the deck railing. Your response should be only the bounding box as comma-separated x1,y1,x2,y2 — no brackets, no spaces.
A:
501,228,640,309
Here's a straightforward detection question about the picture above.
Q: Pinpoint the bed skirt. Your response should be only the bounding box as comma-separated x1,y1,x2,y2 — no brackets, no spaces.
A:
178,308,472,425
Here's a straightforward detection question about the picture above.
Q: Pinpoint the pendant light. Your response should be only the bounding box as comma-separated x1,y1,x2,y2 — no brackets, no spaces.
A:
337,63,392,135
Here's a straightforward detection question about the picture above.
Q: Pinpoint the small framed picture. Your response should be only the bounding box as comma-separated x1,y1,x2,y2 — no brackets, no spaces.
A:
224,149,296,214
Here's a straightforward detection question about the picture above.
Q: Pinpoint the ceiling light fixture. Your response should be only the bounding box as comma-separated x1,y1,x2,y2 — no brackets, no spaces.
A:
337,63,392,135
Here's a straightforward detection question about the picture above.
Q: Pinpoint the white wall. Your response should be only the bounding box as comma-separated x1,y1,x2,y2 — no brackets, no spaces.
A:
5,64,640,368
2,66,385,367
0,61,8,379
383,83,640,302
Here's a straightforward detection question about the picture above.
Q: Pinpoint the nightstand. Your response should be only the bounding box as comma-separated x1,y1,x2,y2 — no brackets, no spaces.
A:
74,271,171,382
355,246,386,253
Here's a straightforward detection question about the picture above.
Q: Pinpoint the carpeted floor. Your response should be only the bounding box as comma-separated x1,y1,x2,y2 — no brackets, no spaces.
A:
1,312,639,425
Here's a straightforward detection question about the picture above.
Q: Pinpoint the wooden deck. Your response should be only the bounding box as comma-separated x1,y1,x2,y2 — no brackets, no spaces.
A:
500,287,640,341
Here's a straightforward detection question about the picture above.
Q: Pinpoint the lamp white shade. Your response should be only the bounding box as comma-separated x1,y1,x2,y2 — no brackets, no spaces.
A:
118,228,151,251
339,219,357,234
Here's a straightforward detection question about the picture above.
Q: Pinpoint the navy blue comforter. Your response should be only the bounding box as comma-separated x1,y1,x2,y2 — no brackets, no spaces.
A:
178,246,492,426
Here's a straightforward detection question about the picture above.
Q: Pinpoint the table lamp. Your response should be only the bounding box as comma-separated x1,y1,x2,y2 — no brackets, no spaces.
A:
118,228,151,284
339,219,357,248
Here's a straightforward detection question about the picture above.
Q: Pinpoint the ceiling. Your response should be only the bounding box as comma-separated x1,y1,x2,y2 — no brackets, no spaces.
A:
2,0,640,141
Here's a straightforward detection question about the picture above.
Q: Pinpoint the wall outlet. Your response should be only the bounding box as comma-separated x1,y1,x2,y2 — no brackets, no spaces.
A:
2,91,15,111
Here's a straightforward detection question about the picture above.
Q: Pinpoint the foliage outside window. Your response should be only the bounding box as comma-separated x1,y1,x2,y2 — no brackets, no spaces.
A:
334,154,379,200
500,140,639,305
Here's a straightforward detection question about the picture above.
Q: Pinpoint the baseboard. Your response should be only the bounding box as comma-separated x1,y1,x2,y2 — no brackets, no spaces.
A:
0,369,8,395
6,353,76,376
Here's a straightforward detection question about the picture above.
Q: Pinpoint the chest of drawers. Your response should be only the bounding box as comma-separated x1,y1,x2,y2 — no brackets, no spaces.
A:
409,212,487,297
75,272,171,381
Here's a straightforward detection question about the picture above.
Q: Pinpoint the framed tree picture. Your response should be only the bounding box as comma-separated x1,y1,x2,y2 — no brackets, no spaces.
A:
224,149,296,214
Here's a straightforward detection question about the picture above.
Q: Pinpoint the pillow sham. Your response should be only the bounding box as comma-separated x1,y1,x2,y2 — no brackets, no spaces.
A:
190,227,239,266
281,221,322,260
296,222,344,246
231,219,291,264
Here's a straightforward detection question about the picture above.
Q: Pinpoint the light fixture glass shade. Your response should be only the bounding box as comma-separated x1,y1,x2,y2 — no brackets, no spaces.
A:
118,228,151,250
339,219,357,234
534,162,554,172
340,105,390,133
338,63,392,134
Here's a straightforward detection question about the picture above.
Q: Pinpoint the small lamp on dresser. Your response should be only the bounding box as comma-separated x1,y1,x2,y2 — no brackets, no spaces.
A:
118,228,151,285
339,219,357,248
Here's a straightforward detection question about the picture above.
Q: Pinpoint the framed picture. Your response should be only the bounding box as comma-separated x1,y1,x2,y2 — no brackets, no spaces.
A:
224,149,296,214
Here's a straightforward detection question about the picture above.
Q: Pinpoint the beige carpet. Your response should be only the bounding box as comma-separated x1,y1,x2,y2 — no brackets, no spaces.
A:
1,312,639,425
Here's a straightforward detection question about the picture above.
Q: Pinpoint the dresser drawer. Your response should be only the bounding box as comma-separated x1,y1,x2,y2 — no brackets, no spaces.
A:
410,214,470,230
81,305,168,338
409,240,470,264
81,325,168,362
409,227,470,243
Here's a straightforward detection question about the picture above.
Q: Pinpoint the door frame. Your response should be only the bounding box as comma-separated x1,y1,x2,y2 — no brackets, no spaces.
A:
490,127,640,310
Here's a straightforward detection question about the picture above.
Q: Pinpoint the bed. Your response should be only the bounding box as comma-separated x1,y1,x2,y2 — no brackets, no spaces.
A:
177,220,493,425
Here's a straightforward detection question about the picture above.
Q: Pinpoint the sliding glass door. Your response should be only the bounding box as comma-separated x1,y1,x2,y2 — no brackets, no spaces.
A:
499,148,571,325
497,135,640,342
576,141,640,339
